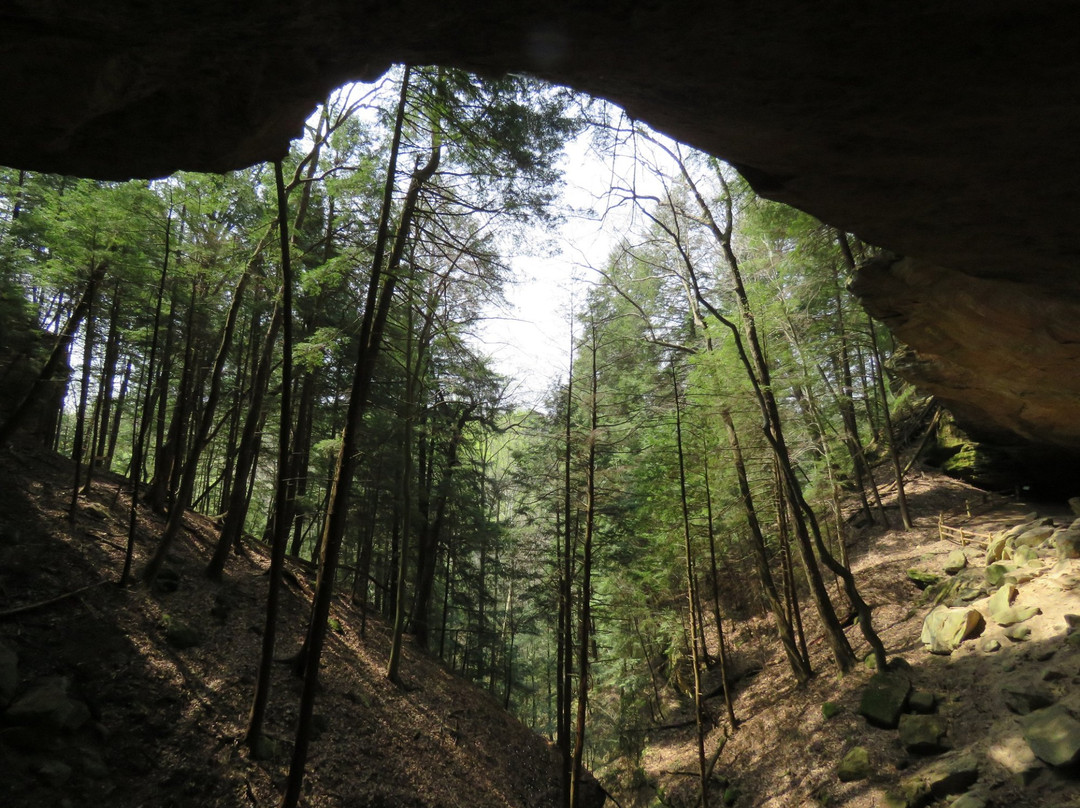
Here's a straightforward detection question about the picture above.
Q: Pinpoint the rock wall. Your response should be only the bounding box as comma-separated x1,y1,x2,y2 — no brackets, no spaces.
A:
853,256,1080,491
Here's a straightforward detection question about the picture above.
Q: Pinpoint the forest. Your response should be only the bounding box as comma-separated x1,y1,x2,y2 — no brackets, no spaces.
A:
0,67,927,807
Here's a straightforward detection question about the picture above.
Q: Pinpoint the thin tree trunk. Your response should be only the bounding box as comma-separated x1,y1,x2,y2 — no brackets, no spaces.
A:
121,213,172,586
206,300,282,578
142,266,251,585
701,448,736,728
245,159,296,757
721,409,811,683
671,363,710,808
868,316,913,531
570,324,598,808
68,274,98,518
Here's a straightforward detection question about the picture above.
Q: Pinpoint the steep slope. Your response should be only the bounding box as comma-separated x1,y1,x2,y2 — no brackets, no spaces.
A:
0,444,568,808
626,472,1080,807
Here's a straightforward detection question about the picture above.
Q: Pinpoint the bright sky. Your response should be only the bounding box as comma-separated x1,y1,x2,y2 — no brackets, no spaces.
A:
476,127,672,409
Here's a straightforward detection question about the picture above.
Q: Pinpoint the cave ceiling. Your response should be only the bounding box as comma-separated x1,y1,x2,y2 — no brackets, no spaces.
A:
4,2,1080,468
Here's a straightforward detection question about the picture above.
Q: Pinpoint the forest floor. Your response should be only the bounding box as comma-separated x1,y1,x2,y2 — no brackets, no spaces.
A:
0,442,567,808
632,469,1080,807
2,440,1079,808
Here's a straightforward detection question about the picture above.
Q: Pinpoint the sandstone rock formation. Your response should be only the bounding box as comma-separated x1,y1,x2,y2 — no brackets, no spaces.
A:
3,3,1080,472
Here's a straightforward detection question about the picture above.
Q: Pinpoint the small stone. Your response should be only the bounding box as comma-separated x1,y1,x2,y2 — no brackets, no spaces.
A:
1068,496,1080,516
898,713,950,753
838,746,872,782
1004,624,1031,642
859,670,912,729
943,550,968,575
1022,704,1080,767
981,638,1001,653
822,701,840,719
908,690,937,714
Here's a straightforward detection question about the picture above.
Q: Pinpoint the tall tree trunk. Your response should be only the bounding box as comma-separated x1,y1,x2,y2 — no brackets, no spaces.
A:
701,447,736,728
68,272,99,518
868,316,913,531
670,155,882,672
142,267,251,585
570,322,598,808
281,68,441,808
207,301,282,578
558,327,575,808
409,404,472,648
671,363,710,808
121,212,173,586
146,277,198,514
0,279,110,448
721,409,812,683
246,159,296,757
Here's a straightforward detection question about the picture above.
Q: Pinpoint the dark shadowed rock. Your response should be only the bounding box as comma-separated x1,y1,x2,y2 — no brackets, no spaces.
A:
859,671,911,729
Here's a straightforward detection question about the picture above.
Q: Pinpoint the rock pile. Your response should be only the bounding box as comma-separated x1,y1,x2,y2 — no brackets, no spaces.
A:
840,512,1080,807
0,639,108,790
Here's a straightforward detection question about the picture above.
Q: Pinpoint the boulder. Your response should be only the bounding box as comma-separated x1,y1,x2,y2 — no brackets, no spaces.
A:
907,569,941,590
5,677,91,732
898,714,950,754
838,746,872,782
950,794,987,808
1055,527,1080,559
987,584,1041,626
889,752,979,808
0,639,17,707
908,690,937,714
920,606,985,654
859,670,911,728
1021,704,1080,767
985,561,1016,587
1004,624,1031,642
1012,525,1054,549
943,551,968,575
985,535,1009,564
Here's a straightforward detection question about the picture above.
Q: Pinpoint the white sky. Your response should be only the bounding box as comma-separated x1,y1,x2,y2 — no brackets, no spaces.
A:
476,128,672,409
